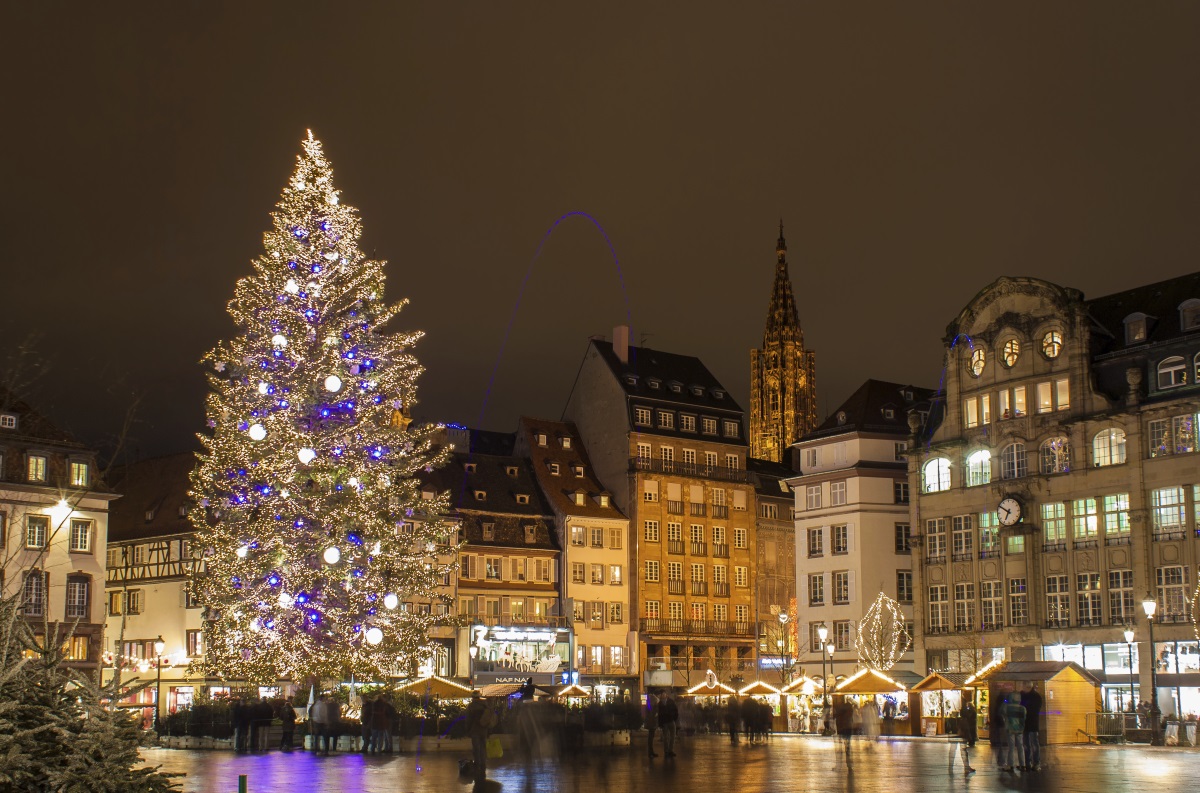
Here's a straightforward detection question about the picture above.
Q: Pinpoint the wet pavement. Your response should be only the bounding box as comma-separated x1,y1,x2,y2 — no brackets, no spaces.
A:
140,734,1196,793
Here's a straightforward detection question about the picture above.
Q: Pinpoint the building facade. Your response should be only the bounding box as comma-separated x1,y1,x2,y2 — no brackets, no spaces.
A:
748,456,799,684
516,417,635,697
749,223,818,463
790,380,932,682
911,274,1200,718
0,393,112,672
565,330,758,690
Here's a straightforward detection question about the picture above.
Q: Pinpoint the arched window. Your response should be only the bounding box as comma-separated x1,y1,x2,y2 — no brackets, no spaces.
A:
1040,437,1071,475
23,570,46,617
966,450,991,487
769,390,780,412
1092,428,1127,467
1180,299,1200,331
922,458,951,493
1000,443,1027,480
1041,330,1063,359
1158,356,1187,389
1002,338,1020,368
969,348,986,377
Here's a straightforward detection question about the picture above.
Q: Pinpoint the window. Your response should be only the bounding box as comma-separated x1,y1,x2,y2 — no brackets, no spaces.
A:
702,417,717,435
26,515,48,549
979,511,999,556
644,520,660,542
1152,487,1186,538
981,581,1003,629
965,450,991,486
808,572,825,606
657,411,674,429
999,386,1026,419
666,522,682,543
668,602,684,621
725,454,739,471
964,397,981,428
893,523,911,554
0,413,16,429
1072,498,1098,543
1000,442,1027,479
125,589,143,615
1147,413,1200,457
1037,381,1053,414
482,522,495,541
897,571,913,603
832,525,848,555
833,620,853,652
1008,578,1028,626
733,528,747,549
1056,378,1070,410
1077,574,1102,625
723,420,739,438
65,577,89,619
186,630,204,657
922,458,951,493
1006,534,1025,555
925,518,946,560
894,441,908,461
589,527,604,547
1103,493,1130,539
1046,575,1070,626
1109,570,1134,624
735,604,750,624
894,481,909,504
804,448,819,469
1040,437,1070,474
808,527,823,557
1042,330,1063,359
27,455,46,483
682,449,697,466
954,583,976,631
734,566,748,587
571,562,585,584
806,485,822,509
704,451,718,472
70,462,89,488
1001,338,1020,368
608,528,623,549
69,519,92,552
645,560,660,582
969,348,986,377
660,446,674,472
1158,356,1187,389
637,443,652,463
570,525,585,546
534,559,551,582
830,481,847,506
1126,314,1148,344
23,572,46,616
634,407,651,426
485,557,501,580
680,415,696,432
644,600,660,620
928,586,948,632
608,602,623,624
591,564,605,584
1093,429,1126,467
952,515,973,560
1042,503,1066,547
609,565,622,585
759,502,778,520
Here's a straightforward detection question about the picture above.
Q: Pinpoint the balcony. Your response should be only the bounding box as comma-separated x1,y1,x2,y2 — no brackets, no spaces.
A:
1154,529,1186,541
711,505,729,519
667,540,685,555
981,621,1004,632
979,549,999,559
1105,535,1132,546
638,618,756,637
631,457,750,483
1042,541,1067,553
955,622,975,632
1045,618,1070,629
1077,616,1103,627
952,552,973,562
712,543,729,558
668,580,685,595
1073,539,1098,550
691,581,708,596
927,625,950,635
1160,613,1191,624
712,582,730,597
666,500,684,515
1010,616,1029,627
690,503,707,517
925,555,946,566
690,542,707,556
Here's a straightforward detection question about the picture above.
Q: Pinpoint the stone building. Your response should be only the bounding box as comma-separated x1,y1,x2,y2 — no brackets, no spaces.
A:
564,330,758,690
910,273,1200,717
748,455,799,682
749,223,818,463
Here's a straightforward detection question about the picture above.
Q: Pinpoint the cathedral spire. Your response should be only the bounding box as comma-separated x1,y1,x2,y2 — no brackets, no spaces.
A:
777,218,787,263
763,219,802,347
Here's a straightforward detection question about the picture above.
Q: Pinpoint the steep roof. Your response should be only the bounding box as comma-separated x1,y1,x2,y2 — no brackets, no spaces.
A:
0,385,83,448
516,417,626,521
761,222,803,347
591,339,743,414
1086,271,1200,354
806,379,936,440
747,456,797,500
107,452,196,542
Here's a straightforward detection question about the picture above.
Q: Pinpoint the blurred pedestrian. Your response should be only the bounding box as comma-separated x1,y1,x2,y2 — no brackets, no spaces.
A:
999,693,1026,772
724,697,740,745
952,699,977,774
465,691,493,785
372,694,395,754
278,697,296,751
1021,683,1042,771
834,698,855,770
360,695,375,753
659,693,679,757
645,691,660,757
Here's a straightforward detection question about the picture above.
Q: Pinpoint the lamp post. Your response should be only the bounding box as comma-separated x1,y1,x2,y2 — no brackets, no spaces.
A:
778,613,790,686
153,636,166,732
818,624,830,735
1141,597,1162,746
826,641,836,736
469,645,478,689
1123,627,1136,723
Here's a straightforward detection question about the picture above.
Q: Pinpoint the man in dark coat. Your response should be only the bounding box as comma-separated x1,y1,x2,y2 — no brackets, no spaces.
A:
231,698,250,753
371,694,395,754
953,700,978,774
360,696,375,753
278,698,296,751
659,694,679,757
1021,683,1043,770
645,691,660,757
465,691,491,784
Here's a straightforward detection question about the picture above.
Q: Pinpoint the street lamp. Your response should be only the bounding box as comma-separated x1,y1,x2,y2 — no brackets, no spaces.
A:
1141,596,1162,746
778,613,790,685
818,624,829,735
468,645,478,688
1123,627,1136,723
825,643,836,736
153,636,166,732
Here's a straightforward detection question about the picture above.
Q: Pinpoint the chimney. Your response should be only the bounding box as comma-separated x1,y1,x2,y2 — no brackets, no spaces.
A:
613,325,630,365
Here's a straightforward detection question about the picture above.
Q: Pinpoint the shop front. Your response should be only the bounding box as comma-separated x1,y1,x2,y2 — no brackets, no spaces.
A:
912,672,976,736
469,624,572,687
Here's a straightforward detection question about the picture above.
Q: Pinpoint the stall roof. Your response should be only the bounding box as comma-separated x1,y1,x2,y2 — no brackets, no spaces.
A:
912,672,975,692
478,683,523,698
685,680,737,696
971,661,1101,686
780,676,822,694
554,684,591,698
394,676,475,700
834,668,907,694
738,680,781,696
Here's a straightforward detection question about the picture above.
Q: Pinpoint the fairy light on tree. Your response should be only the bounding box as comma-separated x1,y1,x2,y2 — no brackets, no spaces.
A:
856,592,911,671
189,131,452,683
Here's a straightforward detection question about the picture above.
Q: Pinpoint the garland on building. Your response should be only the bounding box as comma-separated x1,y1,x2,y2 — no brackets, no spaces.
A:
189,132,452,684
856,592,911,671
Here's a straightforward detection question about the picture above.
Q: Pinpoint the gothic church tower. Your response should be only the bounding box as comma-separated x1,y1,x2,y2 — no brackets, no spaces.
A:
750,222,817,462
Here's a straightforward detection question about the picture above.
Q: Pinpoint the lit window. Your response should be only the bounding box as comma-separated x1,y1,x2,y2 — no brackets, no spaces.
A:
1092,429,1126,467
1125,314,1148,344
680,415,696,432
922,458,951,493
634,407,651,426
69,519,92,552
1001,338,1020,368
969,348,986,377
1042,331,1063,359
658,411,674,429
723,420,739,438
27,456,46,483
1000,442,1027,479
702,417,717,435
25,515,48,549
1040,437,1070,474
1181,300,1200,331
1158,356,1187,389
0,414,16,430
966,450,991,486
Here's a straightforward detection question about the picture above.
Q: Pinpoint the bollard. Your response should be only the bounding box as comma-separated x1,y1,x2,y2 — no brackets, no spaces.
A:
238,774,247,793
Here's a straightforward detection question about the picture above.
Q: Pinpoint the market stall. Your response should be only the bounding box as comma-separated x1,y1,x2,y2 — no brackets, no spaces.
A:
912,672,975,736
834,668,911,736
780,676,823,733
684,679,737,705
971,660,1100,745
738,680,784,731
393,675,476,702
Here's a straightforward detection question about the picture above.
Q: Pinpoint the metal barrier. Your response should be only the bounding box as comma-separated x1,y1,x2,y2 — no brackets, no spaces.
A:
1085,712,1127,744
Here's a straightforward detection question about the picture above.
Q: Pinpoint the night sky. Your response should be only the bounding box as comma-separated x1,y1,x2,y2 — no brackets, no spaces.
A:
4,4,1200,462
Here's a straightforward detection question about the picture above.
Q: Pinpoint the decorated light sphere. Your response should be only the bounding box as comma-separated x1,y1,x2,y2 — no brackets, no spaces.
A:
248,423,267,441
257,381,269,395
297,448,317,464
236,544,249,559
278,592,294,608
325,375,343,393
365,627,383,645
271,334,288,349
285,278,299,294
323,546,341,565
383,593,399,610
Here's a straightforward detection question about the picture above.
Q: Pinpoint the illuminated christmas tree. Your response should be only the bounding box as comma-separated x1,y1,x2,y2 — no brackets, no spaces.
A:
189,132,452,683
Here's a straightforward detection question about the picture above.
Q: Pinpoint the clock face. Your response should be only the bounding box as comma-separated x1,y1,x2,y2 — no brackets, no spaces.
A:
998,497,1022,526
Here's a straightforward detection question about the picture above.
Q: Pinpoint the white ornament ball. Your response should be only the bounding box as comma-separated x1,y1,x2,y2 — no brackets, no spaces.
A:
383,593,399,610
348,477,359,488
323,546,341,565
271,334,288,349
365,627,383,645
277,592,294,608
236,545,249,559
324,375,342,393
297,448,317,465
248,423,267,441
285,279,299,295
257,382,269,395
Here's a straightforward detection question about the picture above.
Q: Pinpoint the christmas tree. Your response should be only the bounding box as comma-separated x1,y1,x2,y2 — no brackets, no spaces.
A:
189,132,452,684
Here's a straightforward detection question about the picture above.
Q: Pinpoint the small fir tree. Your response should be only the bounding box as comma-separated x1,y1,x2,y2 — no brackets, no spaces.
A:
189,132,452,684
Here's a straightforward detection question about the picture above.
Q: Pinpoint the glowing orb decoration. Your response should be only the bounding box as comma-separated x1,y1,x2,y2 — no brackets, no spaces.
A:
236,545,249,559
278,592,293,608
250,619,262,633
365,627,383,645
348,477,359,487
285,278,299,294
271,334,288,349
856,592,912,671
324,375,342,393
383,593,399,610
248,423,267,441
257,382,269,395
297,448,317,464
323,546,341,565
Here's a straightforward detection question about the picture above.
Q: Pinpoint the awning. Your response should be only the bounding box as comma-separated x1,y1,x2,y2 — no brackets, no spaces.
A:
554,684,591,698
684,680,737,696
834,668,907,694
394,675,476,700
780,675,822,695
912,672,975,692
738,680,781,696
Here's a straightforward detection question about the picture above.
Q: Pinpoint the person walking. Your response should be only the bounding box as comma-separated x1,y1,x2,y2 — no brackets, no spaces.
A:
1021,682,1043,771
231,698,250,753
952,699,978,774
308,695,325,754
834,698,856,771
372,694,395,754
465,691,492,785
724,697,740,746
1000,693,1026,772
278,697,296,752
659,693,679,758
645,691,661,757
359,695,375,754
318,694,342,755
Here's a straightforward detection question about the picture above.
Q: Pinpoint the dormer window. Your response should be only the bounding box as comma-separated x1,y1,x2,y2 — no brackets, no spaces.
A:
548,462,560,475
516,494,530,505
505,466,518,477
1125,313,1149,344
883,408,895,419
657,411,674,429
474,490,487,501
1181,300,1200,331
597,494,611,508
27,455,46,483
482,522,495,540
712,389,725,399
572,464,585,477
524,525,537,543
625,375,638,386
421,487,435,501
144,509,155,522
178,505,188,518
648,378,661,389
536,433,548,447
690,386,704,396
573,491,586,506
559,436,571,450
0,414,16,430
463,463,477,474
634,407,652,426
70,462,89,488
902,390,914,401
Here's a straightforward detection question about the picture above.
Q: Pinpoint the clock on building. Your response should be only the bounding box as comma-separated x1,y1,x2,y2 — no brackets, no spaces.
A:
998,497,1023,526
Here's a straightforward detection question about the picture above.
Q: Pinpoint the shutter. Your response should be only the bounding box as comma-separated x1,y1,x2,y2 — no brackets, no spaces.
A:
667,483,682,501
502,558,510,581
801,573,809,602
846,523,855,553
501,596,510,621
690,484,704,502
551,558,559,583
733,490,747,510
644,480,659,495
476,595,485,615
848,571,856,604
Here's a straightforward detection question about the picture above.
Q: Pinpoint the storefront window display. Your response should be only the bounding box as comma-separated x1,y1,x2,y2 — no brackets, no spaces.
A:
471,625,570,678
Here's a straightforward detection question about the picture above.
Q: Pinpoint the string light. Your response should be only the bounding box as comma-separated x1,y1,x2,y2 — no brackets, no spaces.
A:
856,592,912,671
